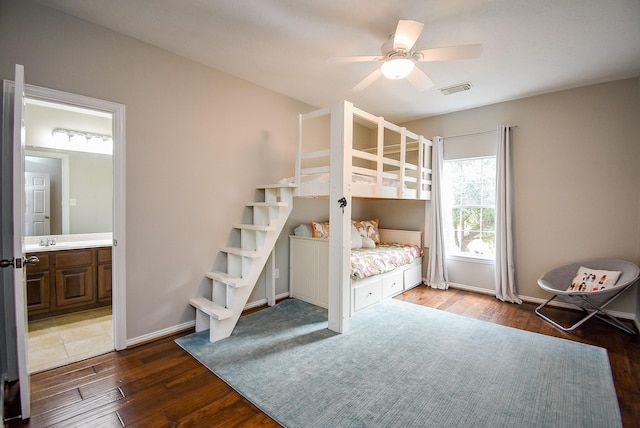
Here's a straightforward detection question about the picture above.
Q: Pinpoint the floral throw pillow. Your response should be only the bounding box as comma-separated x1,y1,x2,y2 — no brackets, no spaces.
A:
311,221,330,239
352,218,380,244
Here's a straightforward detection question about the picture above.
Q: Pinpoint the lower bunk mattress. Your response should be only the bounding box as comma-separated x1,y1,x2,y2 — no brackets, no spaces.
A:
351,243,422,279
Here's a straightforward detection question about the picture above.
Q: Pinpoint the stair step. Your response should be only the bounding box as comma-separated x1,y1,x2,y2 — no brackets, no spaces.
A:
233,224,274,231
221,246,259,258
189,297,233,320
257,183,297,189
206,271,248,288
247,201,288,207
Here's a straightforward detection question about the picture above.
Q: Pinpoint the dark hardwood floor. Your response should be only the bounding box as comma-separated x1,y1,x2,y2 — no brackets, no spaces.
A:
5,286,640,427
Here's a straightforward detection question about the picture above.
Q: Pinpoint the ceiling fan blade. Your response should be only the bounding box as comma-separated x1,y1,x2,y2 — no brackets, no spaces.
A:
352,68,382,92
328,55,381,63
393,20,424,51
415,44,483,61
406,67,435,92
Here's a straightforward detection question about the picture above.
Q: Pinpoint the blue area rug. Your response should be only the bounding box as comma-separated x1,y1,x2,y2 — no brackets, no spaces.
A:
176,298,621,428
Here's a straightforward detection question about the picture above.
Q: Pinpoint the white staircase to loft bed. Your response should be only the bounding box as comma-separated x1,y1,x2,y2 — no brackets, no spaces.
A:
189,100,433,343
189,183,295,343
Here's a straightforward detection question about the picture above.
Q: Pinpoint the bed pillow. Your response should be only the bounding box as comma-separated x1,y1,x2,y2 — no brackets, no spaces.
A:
311,221,330,239
294,224,313,237
352,218,380,244
350,224,362,249
568,266,621,292
361,236,376,248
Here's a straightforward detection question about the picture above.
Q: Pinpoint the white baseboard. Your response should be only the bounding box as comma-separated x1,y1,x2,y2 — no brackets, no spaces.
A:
126,292,291,348
244,292,290,310
126,320,195,348
427,280,637,321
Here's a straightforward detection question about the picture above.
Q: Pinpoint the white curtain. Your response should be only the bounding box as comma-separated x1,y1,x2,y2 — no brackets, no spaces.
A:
427,136,449,289
494,125,521,303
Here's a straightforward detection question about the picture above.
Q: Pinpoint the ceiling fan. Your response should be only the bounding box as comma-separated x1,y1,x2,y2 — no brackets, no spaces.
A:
330,20,483,92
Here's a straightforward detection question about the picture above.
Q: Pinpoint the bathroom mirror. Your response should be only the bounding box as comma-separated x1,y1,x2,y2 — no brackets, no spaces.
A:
23,98,113,237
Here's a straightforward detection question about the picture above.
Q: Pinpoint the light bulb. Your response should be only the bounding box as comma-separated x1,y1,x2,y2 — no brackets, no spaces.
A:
381,58,414,80
52,129,69,144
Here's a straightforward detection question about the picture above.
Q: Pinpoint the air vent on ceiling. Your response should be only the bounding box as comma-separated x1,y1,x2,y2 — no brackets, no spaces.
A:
439,82,473,96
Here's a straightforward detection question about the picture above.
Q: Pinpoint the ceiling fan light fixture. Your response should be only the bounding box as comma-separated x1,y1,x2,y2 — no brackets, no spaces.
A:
381,57,414,80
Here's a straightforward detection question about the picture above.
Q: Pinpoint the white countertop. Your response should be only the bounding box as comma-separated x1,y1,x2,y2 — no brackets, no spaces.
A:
24,233,113,253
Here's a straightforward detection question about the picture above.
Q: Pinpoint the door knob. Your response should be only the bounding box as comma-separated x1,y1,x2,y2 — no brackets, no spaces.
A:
0,256,40,268
24,255,40,265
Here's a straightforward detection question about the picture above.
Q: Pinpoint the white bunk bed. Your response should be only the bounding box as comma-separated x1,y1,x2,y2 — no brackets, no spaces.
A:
288,100,433,334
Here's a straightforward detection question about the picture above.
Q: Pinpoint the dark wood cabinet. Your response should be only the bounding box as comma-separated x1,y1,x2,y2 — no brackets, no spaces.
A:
26,246,112,320
25,253,51,316
97,247,112,303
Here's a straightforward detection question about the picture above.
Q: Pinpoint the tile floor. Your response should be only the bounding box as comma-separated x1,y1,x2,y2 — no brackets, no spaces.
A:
27,306,114,374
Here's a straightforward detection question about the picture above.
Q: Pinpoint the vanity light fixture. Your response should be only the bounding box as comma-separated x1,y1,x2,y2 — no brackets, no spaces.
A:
51,128,113,145
49,128,113,155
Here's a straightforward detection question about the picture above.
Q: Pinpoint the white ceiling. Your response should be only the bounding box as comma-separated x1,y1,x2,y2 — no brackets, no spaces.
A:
37,0,640,122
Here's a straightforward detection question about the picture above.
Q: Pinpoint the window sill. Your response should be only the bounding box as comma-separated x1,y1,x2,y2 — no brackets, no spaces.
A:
447,254,494,265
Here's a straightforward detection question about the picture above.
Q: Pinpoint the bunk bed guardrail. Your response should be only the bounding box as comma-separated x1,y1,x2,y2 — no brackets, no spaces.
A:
294,101,432,200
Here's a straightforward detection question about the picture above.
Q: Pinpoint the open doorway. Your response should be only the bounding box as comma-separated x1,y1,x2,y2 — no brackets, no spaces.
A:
20,92,125,373
24,98,114,373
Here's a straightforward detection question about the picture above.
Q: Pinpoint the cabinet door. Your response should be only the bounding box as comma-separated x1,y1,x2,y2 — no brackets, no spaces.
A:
97,263,112,302
25,253,51,316
290,238,329,309
55,266,95,308
26,271,51,315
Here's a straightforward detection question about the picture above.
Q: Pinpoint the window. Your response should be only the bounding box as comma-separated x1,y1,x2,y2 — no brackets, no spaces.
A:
442,156,496,259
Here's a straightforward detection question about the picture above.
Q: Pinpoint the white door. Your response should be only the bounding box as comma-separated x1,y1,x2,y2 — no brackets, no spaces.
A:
11,64,31,419
24,172,51,236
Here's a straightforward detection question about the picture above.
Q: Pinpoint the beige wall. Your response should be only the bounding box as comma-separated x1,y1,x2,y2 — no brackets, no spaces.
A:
3,0,639,341
1,0,313,340
404,78,640,314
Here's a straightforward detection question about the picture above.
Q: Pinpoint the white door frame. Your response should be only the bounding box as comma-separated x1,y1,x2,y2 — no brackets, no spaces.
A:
5,80,127,352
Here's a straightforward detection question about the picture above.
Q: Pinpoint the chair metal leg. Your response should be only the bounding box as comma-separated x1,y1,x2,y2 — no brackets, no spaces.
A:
534,294,637,335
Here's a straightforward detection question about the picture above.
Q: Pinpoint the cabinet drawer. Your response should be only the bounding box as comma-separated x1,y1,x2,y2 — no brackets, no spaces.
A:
382,271,404,298
26,253,50,271
55,249,94,268
404,264,422,290
353,279,382,313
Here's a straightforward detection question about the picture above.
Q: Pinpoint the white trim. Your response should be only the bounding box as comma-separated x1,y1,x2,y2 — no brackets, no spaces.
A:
447,282,636,320
447,254,494,265
448,282,495,296
245,292,290,310
519,294,636,321
127,320,196,348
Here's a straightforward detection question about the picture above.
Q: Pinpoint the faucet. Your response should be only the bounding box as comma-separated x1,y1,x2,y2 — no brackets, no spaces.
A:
39,237,57,247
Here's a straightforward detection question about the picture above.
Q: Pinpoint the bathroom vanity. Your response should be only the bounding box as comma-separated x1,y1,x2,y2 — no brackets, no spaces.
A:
24,234,113,320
